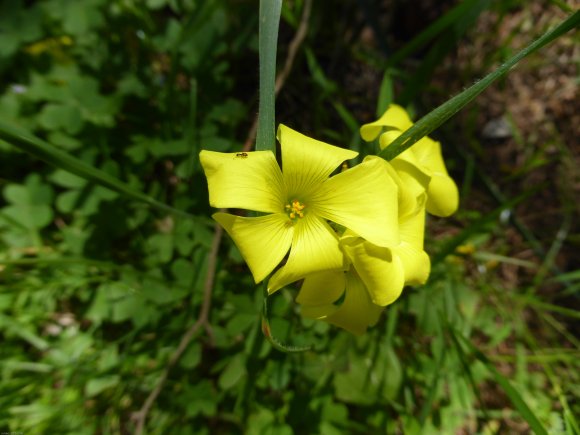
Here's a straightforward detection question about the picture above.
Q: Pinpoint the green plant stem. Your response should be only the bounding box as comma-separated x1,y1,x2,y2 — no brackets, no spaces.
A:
378,11,580,161
0,121,195,219
255,0,282,152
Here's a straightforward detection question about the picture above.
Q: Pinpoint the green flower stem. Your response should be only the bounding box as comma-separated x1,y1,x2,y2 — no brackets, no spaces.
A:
378,10,580,161
0,121,195,219
261,281,311,353
255,0,282,152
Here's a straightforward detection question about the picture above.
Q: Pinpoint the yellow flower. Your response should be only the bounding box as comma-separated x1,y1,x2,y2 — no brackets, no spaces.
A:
299,270,384,335
296,157,431,335
360,104,459,217
200,125,400,293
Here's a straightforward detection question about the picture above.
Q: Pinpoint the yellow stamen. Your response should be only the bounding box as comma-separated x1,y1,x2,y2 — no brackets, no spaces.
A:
285,199,306,220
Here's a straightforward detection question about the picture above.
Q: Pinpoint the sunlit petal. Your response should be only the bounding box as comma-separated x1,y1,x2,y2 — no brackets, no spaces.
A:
396,196,430,284
399,194,426,250
391,157,431,207
213,212,293,283
267,215,344,293
364,156,418,219
411,136,459,215
341,236,405,306
381,130,459,217
301,303,340,319
359,104,414,141
379,130,431,208
394,242,431,285
278,124,358,197
313,157,399,247
410,136,447,172
200,150,285,213
426,173,459,217
324,272,384,335
296,270,346,306
378,129,405,150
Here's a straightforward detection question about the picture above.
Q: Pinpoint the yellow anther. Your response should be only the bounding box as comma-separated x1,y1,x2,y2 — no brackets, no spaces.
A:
285,199,306,220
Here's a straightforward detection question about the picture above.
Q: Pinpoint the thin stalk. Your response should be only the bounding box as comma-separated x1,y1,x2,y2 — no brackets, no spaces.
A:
378,11,580,161
255,0,282,152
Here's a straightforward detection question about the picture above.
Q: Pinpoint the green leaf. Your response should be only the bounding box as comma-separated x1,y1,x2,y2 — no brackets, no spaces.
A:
171,258,195,285
0,313,50,351
218,353,247,390
382,344,403,400
50,0,104,36
0,2,43,58
376,69,394,117
180,343,202,369
85,375,120,398
2,174,54,230
453,329,549,435
183,381,217,417
378,11,580,161
146,233,174,264
0,121,195,219
38,103,84,134
255,0,282,152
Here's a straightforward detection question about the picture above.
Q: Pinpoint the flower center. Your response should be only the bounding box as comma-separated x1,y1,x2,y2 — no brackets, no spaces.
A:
285,199,306,220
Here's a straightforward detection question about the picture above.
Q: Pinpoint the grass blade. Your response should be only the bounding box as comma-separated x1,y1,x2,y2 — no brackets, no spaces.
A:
432,190,534,264
255,0,282,152
0,121,195,219
385,0,488,69
399,0,491,104
453,329,549,435
376,68,394,117
378,11,580,161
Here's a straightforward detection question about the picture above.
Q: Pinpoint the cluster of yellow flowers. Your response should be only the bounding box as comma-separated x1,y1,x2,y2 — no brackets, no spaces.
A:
200,105,458,335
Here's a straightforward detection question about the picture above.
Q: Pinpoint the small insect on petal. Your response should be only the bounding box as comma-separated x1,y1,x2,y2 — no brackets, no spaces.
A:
235,152,249,159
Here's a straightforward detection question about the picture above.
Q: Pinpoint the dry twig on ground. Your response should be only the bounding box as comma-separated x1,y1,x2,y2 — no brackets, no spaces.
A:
132,223,223,435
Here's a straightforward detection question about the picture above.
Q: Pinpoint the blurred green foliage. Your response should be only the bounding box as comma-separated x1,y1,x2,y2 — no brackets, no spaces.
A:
0,0,578,434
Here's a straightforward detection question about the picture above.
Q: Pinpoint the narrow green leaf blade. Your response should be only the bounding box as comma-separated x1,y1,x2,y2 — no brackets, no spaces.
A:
454,330,549,435
0,121,195,219
255,0,282,152
378,11,580,161
385,0,488,69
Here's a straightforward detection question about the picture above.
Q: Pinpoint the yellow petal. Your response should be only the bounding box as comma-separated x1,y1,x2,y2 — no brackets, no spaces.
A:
213,212,293,283
426,173,459,217
409,136,447,172
398,194,426,250
341,236,405,306
391,157,431,207
301,303,339,319
324,272,384,335
396,195,430,284
277,124,358,197
360,104,414,142
406,136,459,217
378,129,405,150
364,156,418,220
313,157,399,247
200,150,285,213
296,270,345,306
267,215,344,293
394,242,431,285
378,130,431,209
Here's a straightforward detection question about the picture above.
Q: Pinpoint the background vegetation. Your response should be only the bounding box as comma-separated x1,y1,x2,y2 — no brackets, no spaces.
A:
0,0,578,433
